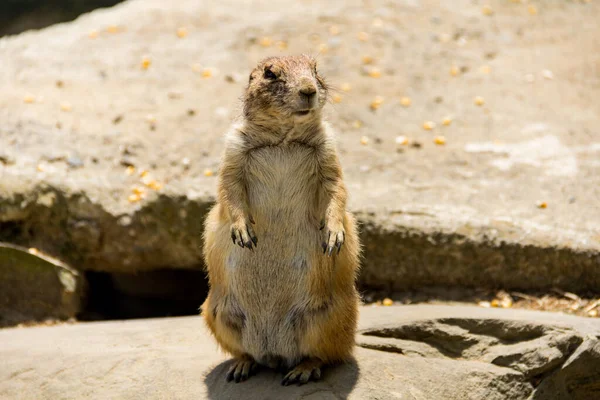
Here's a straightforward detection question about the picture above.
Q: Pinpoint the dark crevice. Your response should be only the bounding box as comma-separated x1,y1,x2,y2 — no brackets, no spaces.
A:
79,268,209,321
0,0,125,37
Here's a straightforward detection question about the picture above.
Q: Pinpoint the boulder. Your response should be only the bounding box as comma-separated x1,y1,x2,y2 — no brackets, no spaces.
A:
0,242,84,326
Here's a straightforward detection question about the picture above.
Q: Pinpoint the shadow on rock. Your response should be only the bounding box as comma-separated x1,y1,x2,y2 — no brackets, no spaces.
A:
204,357,359,400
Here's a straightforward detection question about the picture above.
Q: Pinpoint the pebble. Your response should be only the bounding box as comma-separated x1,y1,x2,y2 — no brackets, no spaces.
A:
67,154,84,169
328,37,342,49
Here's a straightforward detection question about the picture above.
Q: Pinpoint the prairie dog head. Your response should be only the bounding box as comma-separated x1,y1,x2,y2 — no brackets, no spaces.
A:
243,55,328,125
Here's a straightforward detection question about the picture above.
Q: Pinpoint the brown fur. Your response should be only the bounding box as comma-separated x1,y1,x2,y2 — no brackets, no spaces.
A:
201,55,361,384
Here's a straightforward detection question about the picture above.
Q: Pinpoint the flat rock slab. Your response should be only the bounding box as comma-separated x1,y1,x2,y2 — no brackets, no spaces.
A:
1,0,599,291
1,305,598,399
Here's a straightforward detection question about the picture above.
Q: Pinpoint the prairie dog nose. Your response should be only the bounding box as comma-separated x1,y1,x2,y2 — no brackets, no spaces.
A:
299,77,317,102
299,86,317,98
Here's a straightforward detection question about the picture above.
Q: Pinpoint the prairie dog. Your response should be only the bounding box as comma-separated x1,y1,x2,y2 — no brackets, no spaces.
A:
202,55,360,385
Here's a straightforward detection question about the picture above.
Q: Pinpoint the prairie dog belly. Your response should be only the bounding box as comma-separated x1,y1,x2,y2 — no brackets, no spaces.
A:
246,144,321,228
226,144,327,363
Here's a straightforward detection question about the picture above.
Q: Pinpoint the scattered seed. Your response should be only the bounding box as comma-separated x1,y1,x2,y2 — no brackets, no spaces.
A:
395,136,409,145
482,5,494,16
145,114,157,124
423,121,436,130
23,95,36,104
106,25,119,33
176,27,188,38
400,97,411,107
132,187,146,196
126,166,135,175
36,164,45,172
60,102,72,112
501,297,513,308
88,30,99,39
128,193,142,203
442,116,452,126
362,55,374,64
259,37,273,47
434,136,446,145
141,57,151,70
528,5,538,15
537,201,548,209
367,68,381,78
341,83,352,92
201,68,213,78
474,96,485,106
329,25,340,35
318,43,328,54
450,65,460,77
204,168,214,177
382,298,393,306
332,94,342,103
480,65,491,74
372,18,384,28
146,180,163,191
352,120,363,129
357,31,369,42
276,40,287,50
360,136,369,145
370,96,384,110
525,73,535,83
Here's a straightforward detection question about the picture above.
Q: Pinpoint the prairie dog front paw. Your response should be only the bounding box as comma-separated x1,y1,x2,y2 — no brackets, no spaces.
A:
320,218,344,256
231,217,258,250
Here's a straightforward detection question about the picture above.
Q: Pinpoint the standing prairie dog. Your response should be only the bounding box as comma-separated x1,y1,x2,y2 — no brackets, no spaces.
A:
202,55,360,385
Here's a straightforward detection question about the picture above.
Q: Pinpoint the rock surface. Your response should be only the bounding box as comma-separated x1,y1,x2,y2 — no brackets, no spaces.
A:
0,0,599,292
1,305,598,399
0,242,84,326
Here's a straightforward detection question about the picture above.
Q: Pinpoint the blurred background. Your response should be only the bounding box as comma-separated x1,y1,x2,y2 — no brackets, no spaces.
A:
0,0,599,327
0,0,124,36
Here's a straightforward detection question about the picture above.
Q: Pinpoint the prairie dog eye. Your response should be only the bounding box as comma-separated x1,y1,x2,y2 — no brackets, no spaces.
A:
264,68,277,80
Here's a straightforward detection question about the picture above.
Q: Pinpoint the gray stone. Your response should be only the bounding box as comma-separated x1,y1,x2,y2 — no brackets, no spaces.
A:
532,339,600,400
1,305,598,399
0,242,85,326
